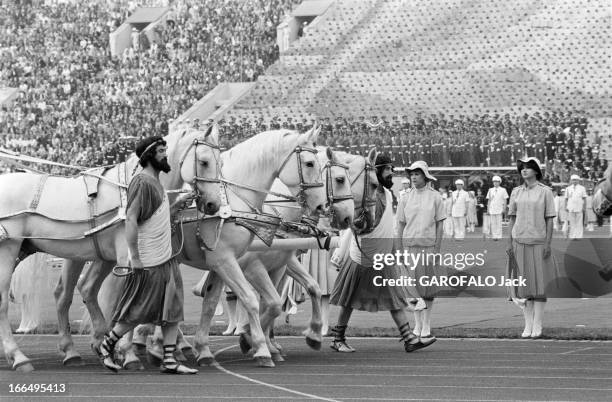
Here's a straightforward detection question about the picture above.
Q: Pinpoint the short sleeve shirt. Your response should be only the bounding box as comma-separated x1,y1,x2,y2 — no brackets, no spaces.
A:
451,189,469,217
396,187,446,247
508,182,556,244
486,186,509,215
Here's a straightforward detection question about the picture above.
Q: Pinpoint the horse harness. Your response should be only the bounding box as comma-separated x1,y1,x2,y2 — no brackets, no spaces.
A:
0,136,221,264
175,145,326,252
351,156,377,233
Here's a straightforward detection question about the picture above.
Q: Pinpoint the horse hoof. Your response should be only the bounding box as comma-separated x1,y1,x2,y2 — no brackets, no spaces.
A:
271,352,285,362
14,361,35,373
62,354,83,366
305,336,322,351
255,356,275,368
239,333,252,354
123,360,144,371
196,356,216,366
147,351,162,366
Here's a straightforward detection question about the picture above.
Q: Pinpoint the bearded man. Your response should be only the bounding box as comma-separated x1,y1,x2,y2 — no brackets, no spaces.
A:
328,154,431,353
96,136,198,374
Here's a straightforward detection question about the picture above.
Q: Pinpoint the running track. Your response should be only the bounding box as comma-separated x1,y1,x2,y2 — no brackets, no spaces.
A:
1,335,611,401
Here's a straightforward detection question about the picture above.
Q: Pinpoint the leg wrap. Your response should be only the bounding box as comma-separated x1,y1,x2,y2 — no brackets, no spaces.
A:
331,325,347,342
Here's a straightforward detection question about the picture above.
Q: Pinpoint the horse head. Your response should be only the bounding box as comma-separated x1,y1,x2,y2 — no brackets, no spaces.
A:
349,148,378,234
319,147,354,230
276,127,327,216
172,124,222,215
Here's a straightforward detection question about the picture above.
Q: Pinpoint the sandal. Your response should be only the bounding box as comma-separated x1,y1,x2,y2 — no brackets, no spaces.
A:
93,344,121,373
160,362,198,374
419,335,437,347
330,339,355,353
402,333,431,353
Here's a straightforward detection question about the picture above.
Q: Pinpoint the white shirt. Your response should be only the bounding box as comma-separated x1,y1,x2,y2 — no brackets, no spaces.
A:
451,189,469,217
486,186,509,215
565,184,587,212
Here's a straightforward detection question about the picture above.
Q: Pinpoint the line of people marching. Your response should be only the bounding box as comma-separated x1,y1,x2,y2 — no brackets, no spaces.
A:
279,155,580,348
8,152,601,358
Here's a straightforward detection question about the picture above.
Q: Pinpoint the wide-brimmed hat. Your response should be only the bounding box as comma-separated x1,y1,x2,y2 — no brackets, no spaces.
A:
517,157,543,180
492,175,502,182
406,160,437,181
455,179,464,185
570,174,581,181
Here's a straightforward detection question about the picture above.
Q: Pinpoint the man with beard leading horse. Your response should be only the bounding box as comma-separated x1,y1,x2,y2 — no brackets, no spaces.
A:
97,137,198,374
328,154,431,353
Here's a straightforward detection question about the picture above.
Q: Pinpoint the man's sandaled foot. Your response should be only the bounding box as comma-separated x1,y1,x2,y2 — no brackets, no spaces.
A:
94,345,121,372
403,333,432,353
160,362,198,374
419,335,437,347
330,340,355,353
101,356,122,372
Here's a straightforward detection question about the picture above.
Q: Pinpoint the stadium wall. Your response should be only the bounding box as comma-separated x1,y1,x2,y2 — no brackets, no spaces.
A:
170,82,255,131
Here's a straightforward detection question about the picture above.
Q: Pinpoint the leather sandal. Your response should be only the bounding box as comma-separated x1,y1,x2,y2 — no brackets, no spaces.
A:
93,345,121,373
160,362,198,374
403,333,430,353
419,335,437,346
330,340,355,353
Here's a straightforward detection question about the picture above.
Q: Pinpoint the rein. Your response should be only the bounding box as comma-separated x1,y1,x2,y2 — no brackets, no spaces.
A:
194,145,325,251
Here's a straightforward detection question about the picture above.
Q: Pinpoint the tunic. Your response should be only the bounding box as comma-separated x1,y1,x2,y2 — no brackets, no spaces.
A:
111,174,184,326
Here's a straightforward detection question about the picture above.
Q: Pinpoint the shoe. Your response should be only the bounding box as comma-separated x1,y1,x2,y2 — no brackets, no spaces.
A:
330,340,355,353
419,335,437,347
403,333,431,353
160,362,198,374
93,344,121,373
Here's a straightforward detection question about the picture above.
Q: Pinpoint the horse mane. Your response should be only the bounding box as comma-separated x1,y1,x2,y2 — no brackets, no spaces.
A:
223,129,301,178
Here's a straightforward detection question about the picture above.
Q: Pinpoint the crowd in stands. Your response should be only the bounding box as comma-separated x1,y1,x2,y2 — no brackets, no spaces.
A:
0,0,298,173
0,1,606,183
217,110,607,182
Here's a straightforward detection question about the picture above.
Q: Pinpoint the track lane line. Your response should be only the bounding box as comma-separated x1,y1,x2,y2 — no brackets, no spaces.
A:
212,345,340,402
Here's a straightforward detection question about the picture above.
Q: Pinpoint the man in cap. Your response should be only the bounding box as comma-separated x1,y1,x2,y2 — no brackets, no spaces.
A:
96,136,198,374
486,176,509,240
399,177,411,199
565,174,587,239
451,179,469,240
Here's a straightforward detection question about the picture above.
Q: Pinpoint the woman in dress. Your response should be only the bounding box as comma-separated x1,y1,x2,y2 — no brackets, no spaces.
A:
395,161,446,345
507,157,556,339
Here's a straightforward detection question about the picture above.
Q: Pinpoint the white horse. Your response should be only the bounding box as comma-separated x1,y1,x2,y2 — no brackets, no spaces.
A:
74,128,329,368
143,147,373,364
228,149,379,360
0,125,223,372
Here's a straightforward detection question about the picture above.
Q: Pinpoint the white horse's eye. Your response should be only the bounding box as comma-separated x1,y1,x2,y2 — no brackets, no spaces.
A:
305,161,314,168
336,177,345,184
199,161,208,167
